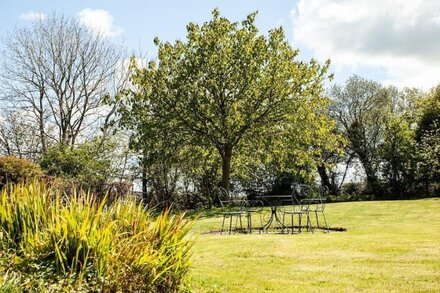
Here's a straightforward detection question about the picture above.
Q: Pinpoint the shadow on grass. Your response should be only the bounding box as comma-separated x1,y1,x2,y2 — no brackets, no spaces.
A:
201,226,347,235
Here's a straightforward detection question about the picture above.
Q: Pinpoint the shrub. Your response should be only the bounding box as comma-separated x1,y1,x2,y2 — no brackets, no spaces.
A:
0,156,42,187
40,144,133,200
0,181,193,292
39,144,112,182
337,182,371,201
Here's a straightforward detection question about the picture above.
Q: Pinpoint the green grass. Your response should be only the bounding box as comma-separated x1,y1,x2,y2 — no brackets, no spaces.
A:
190,199,440,292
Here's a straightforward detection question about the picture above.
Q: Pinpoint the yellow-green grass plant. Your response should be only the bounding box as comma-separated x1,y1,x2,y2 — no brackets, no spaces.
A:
191,198,440,292
0,181,194,292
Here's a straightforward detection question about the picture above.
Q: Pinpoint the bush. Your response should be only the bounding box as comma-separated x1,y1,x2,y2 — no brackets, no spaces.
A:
0,181,193,292
0,156,42,187
39,144,111,181
39,144,132,200
335,182,371,201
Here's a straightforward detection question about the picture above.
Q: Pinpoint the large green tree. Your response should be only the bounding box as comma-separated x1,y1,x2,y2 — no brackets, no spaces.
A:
330,76,392,197
122,10,336,194
415,86,440,191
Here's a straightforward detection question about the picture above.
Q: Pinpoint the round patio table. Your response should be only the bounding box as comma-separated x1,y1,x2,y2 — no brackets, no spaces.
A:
255,194,293,232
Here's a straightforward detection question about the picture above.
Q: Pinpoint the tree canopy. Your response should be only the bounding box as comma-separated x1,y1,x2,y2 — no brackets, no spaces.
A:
120,9,340,195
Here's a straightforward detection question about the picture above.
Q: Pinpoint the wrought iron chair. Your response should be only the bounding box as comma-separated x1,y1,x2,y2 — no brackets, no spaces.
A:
215,187,248,234
243,199,265,233
281,183,312,234
308,186,330,233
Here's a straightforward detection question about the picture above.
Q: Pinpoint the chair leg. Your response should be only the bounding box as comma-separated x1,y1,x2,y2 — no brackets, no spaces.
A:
221,215,226,234
248,213,252,234
307,213,313,233
229,215,233,234
315,211,320,229
287,213,293,234
235,215,239,233
239,215,243,232
298,213,302,233
322,212,329,233
281,213,289,234
259,213,262,234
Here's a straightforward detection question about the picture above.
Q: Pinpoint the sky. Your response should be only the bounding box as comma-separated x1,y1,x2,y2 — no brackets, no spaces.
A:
1,0,439,90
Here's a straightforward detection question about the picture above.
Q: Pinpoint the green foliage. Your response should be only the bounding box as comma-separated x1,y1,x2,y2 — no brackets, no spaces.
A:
330,76,392,197
0,181,193,292
415,85,440,140
379,114,417,197
414,86,440,188
0,156,42,187
120,9,340,196
0,272,21,293
39,142,112,182
330,76,440,199
417,120,440,184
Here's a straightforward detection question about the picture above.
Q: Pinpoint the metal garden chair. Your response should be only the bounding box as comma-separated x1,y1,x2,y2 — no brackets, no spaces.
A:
242,199,265,233
215,187,248,234
281,183,312,234
308,186,330,233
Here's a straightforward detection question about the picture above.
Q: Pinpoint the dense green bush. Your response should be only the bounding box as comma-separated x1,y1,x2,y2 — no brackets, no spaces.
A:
39,144,112,181
39,143,133,200
335,182,371,201
0,156,42,187
0,182,193,292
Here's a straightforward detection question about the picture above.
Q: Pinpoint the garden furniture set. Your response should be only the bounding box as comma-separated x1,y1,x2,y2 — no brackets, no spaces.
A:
216,184,330,234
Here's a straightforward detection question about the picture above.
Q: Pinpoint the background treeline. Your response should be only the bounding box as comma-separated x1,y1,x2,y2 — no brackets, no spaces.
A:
0,12,439,210
323,76,440,200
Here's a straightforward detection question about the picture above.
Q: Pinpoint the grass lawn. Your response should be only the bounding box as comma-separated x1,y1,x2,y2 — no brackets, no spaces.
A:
189,198,440,292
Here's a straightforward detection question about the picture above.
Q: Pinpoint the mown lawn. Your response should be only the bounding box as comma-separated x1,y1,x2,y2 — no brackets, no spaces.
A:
189,198,440,292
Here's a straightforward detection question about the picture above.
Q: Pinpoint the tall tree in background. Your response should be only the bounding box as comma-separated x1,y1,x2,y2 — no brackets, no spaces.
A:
0,110,42,158
330,76,391,198
416,86,440,192
123,10,336,194
0,14,124,154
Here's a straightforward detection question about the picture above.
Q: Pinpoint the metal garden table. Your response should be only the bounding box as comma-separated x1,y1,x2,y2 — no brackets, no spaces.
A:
255,194,293,231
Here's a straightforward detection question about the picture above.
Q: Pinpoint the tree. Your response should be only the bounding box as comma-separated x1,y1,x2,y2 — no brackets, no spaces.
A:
379,114,417,198
415,86,440,193
330,76,392,198
0,110,43,159
316,137,349,196
0,14,124,153
123,10,334,194
416,85,440,140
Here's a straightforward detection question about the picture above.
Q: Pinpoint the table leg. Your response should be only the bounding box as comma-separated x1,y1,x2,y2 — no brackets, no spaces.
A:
260,206,276,232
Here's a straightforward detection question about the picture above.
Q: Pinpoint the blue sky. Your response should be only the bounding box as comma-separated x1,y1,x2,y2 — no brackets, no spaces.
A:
1,0,439,89
0,1,295,55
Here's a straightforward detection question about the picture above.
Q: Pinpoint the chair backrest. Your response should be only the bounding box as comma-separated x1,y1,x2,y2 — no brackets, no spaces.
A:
290,183,311,211
308,185,328,212
214,187,246,212
214,187,229,208
317,186,328,211
243,199,264,212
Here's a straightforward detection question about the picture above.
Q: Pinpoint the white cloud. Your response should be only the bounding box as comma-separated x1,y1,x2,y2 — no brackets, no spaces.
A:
20,11,46,21
78,8,123,38
291,0,440,89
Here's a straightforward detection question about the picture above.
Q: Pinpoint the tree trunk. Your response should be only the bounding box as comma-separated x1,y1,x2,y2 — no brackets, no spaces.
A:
317,163,338,196
360,158,381,199
39,89,47,153
220,145,233,197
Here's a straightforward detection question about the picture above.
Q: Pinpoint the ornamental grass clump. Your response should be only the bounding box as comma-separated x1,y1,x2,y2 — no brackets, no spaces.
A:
0,181,193,292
